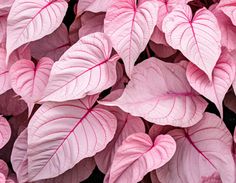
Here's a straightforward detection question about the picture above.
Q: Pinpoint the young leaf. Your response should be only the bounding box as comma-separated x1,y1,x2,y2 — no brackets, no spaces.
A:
27,95,117,181
41,32,119,102
0,159,8,179
104,133,176,183
0,116,11,149
162,5,221,80
9,58,54,115
6,0,68,63
30,24,70,61
100,57,207,127
95,106,145,173
104,0,158,77
186,49,236,117
156,113,235,183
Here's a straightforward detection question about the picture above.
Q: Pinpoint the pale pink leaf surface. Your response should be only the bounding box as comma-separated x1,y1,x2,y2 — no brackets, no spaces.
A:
9,58,54,114
11,129,28,183
28,95,117,181
162,5,221,80
186,49,236,117
211,4,236,52
104,0,158,77
218,0,236,26
0,159,8,178
104,133,176,183
155,0,191,31
0,89,27,116
95,106,145,173
0,116,11,149
224,91,236,113
100,57,207,127
79,12,105,38
77,0,113,15
30,24,70,61
0,48,11,94
156,113,235,183
6,0,68,62
41,32,119,102
12,129,96,183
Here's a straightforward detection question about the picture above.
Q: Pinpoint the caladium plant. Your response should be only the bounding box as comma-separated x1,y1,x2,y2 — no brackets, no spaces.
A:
0,0,235,183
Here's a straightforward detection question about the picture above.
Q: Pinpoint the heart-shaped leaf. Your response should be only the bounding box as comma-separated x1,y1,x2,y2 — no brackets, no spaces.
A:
104,133,176,183
9,58,54,115
163,5,221,80
6,0,68,63
41,32,119,102
186,49,236,117
28,95,117,181
95,106,145,173
156,113,235,183
104,0,158,77
100,57,207,127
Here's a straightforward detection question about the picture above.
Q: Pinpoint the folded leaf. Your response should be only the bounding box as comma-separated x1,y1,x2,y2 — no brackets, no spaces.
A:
104,0,158,77
156,113,235,183
28,95,117,181
6,0,68,63
100,57,207,127
163,5,221,80
41,32,119,102
10,58,54,115
104,133,176,183
95,106,145,173
0,116,11,149
186,49,236,117
218,0,236,26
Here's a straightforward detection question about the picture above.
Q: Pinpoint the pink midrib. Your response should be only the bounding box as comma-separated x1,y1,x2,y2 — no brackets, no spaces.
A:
184,130,217,170
32,107,93,179
41,58,109,100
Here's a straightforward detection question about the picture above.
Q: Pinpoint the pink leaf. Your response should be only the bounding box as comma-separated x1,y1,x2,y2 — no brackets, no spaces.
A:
11,129,28,183
210,4,236,52
12,129,96,183
0,0,14,16
104,133,176,183
156,113,235,183
100,57,207,127
0,16,7,44
224,91,236,114
95,106,145,173
27,95,117,181
104,0,158,77
150,26,168,45
77,0,113,15
186,49,236,117
0,89,27,116
79,12,105,38
6,0,68,63
218,0,236,26
0,48,11,94
0,159,8,178
30,24,70,61
0,116,11,149
155,0,191,31
41,32,119,102
149,41,177,58
9,58,54,114
162,5,221,80
69,16,81,45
